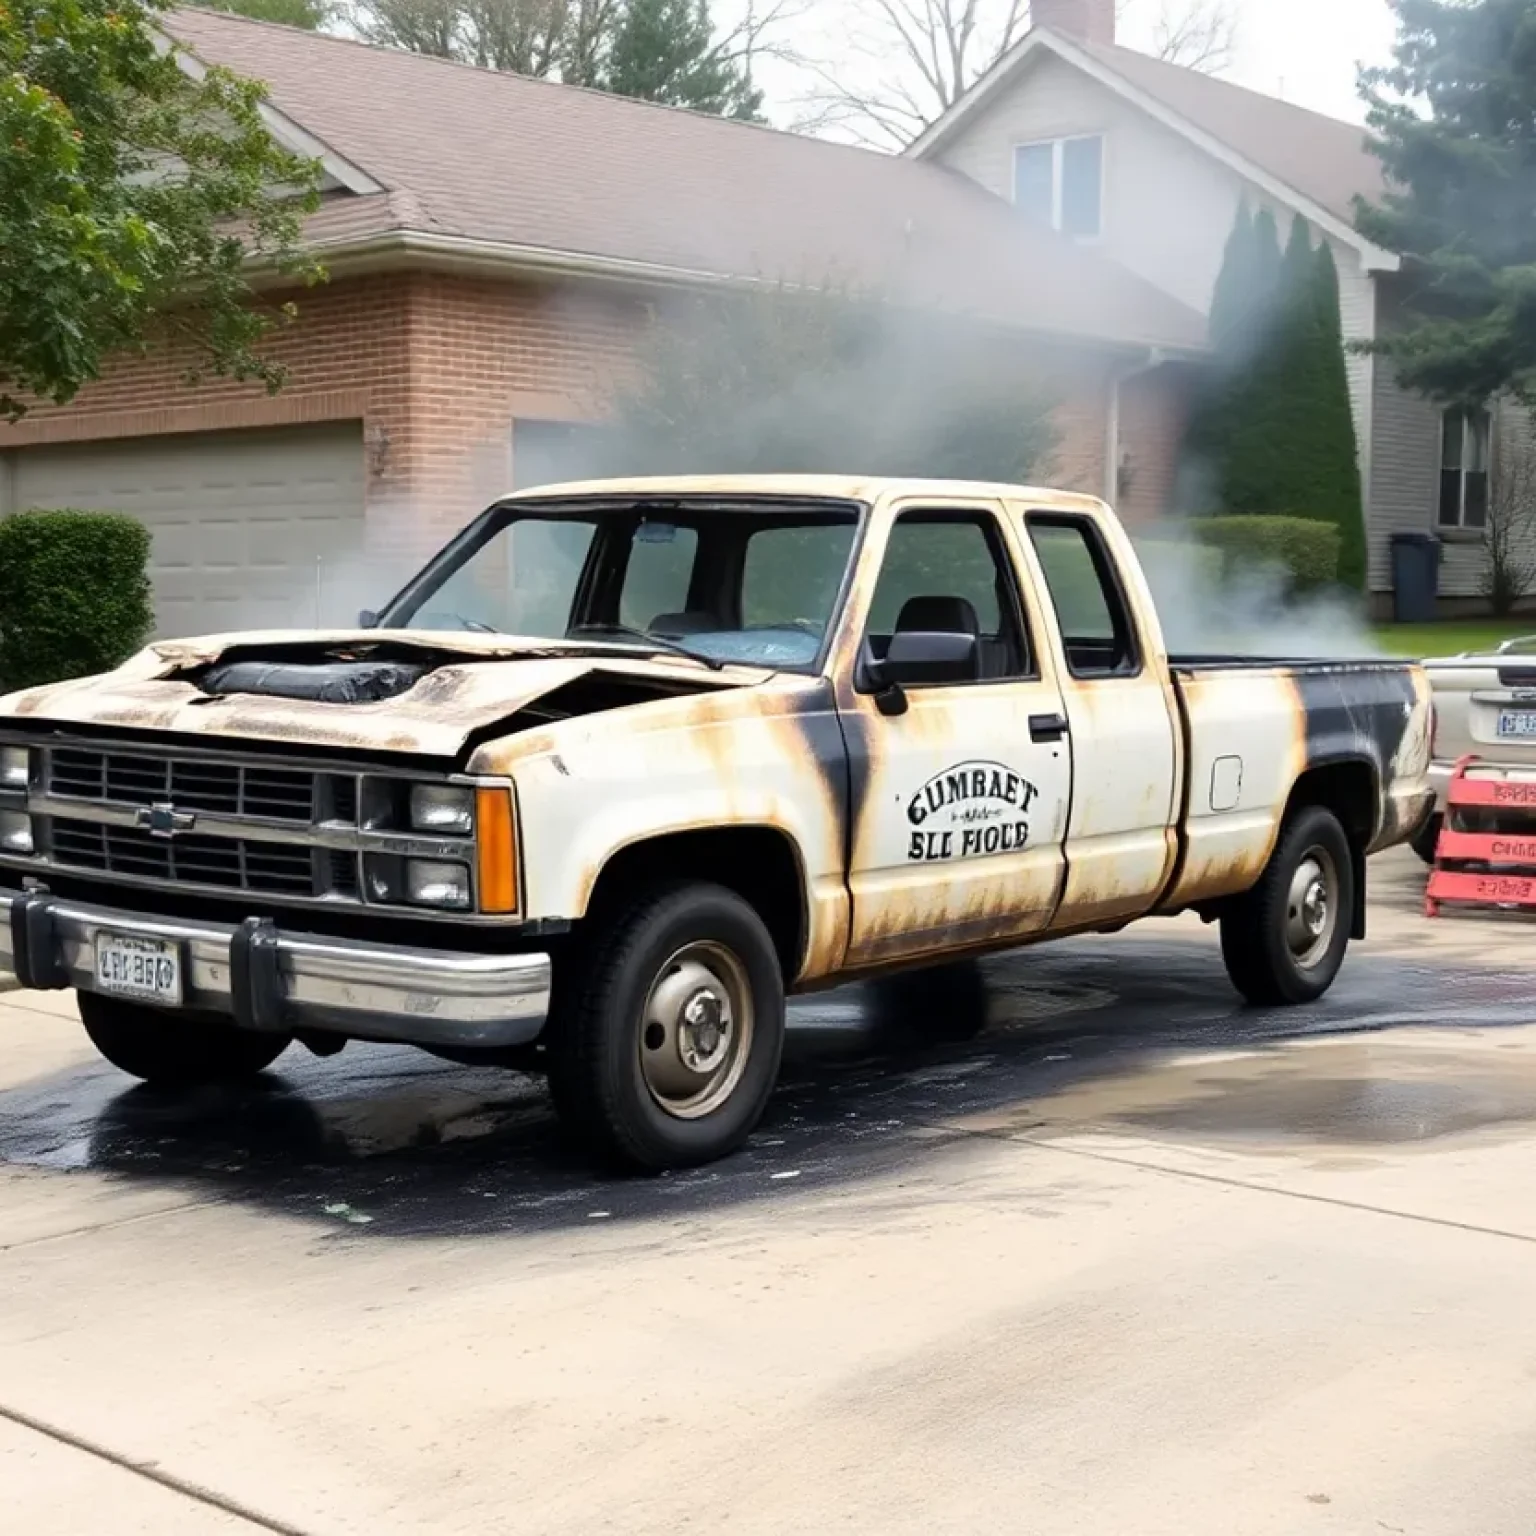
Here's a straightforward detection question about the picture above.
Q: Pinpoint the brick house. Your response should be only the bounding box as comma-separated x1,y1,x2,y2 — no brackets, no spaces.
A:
0,8,1204,638
913,0,1502,613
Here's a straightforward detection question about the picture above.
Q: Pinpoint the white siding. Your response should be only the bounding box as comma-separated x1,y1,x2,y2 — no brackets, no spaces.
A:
1367,350,1442,593
934,51,1376,511
936,53,1240,316
1367,284,1500,600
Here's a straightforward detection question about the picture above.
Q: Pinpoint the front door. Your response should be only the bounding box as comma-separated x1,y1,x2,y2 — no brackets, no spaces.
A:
840,502,1073,971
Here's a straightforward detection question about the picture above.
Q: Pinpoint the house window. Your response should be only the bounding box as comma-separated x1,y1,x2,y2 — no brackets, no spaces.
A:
1439,407,1491,529
1013,135,1103,239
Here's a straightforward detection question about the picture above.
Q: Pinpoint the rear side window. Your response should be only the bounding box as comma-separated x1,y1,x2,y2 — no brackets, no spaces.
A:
1026,514,1139,677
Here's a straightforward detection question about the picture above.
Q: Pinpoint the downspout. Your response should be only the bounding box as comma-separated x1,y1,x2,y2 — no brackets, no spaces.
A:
1106,347,1168,507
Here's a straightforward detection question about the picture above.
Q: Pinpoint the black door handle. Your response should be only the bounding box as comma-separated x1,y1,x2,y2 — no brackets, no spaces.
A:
1030,712,1069,743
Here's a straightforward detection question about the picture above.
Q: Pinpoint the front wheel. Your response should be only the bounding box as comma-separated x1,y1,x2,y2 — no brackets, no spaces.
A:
78,993,292,1084
548,882,786,1172
1220,805,1354,1006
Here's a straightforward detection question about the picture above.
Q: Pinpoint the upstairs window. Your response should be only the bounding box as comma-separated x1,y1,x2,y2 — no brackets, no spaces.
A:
1439,407,1491,529
1013,135,1104,239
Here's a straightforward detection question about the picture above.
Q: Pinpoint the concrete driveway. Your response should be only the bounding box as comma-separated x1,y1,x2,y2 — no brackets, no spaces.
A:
3,850,1536,1535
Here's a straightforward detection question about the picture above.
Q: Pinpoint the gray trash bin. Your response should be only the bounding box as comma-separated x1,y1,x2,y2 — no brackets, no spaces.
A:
1390,532,1442,624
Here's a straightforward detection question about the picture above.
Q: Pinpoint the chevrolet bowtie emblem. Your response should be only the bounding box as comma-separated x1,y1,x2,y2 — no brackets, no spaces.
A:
136,802,198,840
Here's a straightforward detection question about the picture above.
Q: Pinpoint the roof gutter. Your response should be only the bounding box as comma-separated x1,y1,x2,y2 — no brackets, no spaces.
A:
260,226,1208,359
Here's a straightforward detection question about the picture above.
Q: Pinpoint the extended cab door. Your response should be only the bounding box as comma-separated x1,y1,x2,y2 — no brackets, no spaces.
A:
1018,507,1180,929
839,500,1073,970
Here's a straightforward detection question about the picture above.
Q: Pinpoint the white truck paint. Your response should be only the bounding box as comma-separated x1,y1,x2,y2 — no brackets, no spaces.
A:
1416,635,1536,860
0,476,1435,1170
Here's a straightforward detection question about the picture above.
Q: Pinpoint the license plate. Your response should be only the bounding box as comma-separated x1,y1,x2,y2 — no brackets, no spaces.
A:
94,931,183,1006
1497,710,1536,739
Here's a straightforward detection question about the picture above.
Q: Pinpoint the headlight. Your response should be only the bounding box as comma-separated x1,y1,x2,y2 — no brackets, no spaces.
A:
410,784,474,835
406,859,472,910
0,746,28,790
0,811,34,855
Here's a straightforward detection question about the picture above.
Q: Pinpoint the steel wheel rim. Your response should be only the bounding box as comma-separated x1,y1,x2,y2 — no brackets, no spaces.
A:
1285,845,1339,970
638,941,754,1121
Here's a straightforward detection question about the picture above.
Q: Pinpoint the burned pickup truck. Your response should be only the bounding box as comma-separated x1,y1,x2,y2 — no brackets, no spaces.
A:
0,476,1434,1170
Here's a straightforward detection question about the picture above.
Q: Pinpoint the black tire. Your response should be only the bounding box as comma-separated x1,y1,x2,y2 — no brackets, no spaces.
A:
1220,805,1355,1006
1410,811,1443,866
548,882,786,1172
78,993,292,1085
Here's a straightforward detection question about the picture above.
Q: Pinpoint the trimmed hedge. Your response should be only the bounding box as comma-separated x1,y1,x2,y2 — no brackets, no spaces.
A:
1192,515,1341,592
0,510,154,692
1134,537,1225,599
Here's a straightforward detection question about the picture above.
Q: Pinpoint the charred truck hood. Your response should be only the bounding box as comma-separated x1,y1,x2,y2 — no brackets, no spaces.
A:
0,630,763,765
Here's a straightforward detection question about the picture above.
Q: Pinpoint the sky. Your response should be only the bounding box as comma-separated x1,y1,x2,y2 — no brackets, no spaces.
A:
743,0,1401,137
1152,0,1399,124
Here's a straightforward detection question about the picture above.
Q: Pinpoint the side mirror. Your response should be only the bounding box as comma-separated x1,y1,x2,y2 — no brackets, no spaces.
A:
358,609,379,630
885,630,978,686
858,631,978,716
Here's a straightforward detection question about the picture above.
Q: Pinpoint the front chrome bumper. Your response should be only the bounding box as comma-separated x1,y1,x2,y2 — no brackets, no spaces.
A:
0,887,550,1050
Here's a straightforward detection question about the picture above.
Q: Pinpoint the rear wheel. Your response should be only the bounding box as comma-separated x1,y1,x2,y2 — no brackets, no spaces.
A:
548,882,785,1171
1220,805,1354,1006
78,993,291,1085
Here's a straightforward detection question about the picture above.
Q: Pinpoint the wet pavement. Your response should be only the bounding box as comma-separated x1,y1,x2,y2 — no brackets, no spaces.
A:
3,916,1536,1240
4,848,1536,1533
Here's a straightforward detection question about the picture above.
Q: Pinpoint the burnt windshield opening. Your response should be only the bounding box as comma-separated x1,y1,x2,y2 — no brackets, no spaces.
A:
376,495,866,674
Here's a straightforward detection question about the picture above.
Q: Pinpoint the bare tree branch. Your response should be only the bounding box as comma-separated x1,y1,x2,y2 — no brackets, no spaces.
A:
1486,407,1536,616
354,0,802,93
1143,0,1236,72
797,0,1235,152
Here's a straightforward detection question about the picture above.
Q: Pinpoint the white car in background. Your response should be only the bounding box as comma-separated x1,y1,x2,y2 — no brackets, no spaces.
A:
1416,635,1536,861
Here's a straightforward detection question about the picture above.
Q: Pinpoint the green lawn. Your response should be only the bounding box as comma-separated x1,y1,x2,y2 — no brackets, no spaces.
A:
1372,620,1536,658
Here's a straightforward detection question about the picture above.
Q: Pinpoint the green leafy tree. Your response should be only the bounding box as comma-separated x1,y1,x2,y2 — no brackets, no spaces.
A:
361,0,617,83
604,284,1059,481
1309,241,1368,586
361,0,764,115
1206,202,1283,361
0,0,322,420
1180,211,1366,587
201,0,330,28
1356,0,1536,406
1179,203,1281,500
604,0,760,118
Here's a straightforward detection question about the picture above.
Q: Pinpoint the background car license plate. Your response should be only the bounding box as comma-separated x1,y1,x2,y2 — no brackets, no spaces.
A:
1497,710,1536,739
95,931,183,1006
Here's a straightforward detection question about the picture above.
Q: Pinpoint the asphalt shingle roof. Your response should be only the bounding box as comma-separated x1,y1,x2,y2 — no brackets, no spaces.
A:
168,8,1206,352
1070,34,1385,227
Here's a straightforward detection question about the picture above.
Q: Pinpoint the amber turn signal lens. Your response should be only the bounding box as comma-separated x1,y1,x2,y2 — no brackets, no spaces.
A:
476,786,517,913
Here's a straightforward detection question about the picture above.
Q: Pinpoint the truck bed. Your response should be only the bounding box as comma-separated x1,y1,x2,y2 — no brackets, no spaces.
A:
1159,651,1431,914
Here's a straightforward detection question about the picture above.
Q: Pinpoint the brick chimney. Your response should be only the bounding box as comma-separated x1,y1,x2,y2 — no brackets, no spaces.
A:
1031,0,1116,44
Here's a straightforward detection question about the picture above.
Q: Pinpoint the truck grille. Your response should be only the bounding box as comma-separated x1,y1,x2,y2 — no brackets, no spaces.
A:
50,820,319,896
8,735,475,915
50,746,317,822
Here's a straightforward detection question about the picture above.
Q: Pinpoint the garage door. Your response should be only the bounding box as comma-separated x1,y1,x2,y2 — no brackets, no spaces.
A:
9,423,365,639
